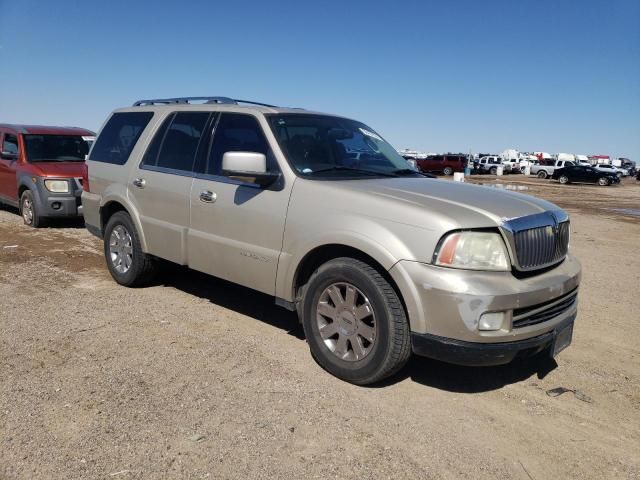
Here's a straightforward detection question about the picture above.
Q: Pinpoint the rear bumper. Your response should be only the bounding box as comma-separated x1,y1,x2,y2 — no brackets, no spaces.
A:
411,314,574,366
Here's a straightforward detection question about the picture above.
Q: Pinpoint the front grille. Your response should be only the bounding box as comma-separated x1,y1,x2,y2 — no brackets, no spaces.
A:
512,289,577,328
513,221,570,269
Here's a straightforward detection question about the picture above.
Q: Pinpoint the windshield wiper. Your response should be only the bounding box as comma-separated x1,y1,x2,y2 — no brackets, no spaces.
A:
391,168,435,178
306,166,398,177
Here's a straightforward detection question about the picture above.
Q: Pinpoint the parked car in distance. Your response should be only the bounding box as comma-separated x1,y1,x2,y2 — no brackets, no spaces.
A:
83,96,581,385
0,124,95,226
476,155,504,174
530,159,574,179
416,154,466,175
594,163,625,176
552,165,621,186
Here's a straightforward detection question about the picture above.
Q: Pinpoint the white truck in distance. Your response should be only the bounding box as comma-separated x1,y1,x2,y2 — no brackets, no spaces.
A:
530,159,575,178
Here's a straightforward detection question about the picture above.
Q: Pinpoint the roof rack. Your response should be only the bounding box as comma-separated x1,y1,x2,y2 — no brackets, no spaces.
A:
132,97,278,108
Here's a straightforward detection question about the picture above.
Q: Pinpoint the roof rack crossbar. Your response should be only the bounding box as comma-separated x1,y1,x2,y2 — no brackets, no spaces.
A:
132,97,279,108
132,97,237,106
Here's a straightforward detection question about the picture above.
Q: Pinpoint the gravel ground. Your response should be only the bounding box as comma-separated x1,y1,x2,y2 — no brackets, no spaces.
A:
1,176,639,479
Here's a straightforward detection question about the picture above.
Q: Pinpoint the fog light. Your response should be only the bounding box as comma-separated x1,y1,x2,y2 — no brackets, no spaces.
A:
479,312,506,331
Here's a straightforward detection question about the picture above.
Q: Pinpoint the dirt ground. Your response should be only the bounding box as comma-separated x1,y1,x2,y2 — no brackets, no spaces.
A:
1,175,639,479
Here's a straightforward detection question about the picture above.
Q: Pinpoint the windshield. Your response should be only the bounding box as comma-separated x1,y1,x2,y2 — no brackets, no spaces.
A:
24,134,91,162
267,114,415,178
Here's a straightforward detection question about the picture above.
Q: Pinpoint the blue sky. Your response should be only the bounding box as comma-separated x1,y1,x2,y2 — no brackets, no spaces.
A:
1,0,638,159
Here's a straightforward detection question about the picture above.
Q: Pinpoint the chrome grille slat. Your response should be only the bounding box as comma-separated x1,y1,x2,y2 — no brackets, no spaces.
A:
511,220,569,270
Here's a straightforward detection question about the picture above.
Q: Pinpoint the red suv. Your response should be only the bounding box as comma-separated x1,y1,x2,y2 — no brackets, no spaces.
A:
416,154,467,175
0,124,95,227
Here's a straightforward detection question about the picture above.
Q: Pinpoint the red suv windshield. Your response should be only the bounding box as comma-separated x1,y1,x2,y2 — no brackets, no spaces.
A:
24,134,91,162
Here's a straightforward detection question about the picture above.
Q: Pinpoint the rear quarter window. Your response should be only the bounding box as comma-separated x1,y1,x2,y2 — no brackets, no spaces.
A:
89,112,154,165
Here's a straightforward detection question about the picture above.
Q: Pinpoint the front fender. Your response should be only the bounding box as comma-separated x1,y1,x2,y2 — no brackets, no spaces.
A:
17,173,44,210
275,214,426,302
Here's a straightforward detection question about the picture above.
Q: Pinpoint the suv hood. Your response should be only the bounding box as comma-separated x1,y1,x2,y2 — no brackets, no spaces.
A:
335,177,561,228
30,161,85,177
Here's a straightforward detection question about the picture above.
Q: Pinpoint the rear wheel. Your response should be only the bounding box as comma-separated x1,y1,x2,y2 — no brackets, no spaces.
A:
598,177,610,186
301,257,411,385
20,190,43,228
443,166,454,176
103,211,158,287
537,170,548,179
559,175,569,184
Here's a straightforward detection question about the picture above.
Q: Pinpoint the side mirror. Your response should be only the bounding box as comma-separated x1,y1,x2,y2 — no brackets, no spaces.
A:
1,151,18,161
221,151,280,187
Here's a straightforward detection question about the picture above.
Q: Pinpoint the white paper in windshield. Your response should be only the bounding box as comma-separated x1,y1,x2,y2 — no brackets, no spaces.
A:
359,128,382,141
82,136,96,142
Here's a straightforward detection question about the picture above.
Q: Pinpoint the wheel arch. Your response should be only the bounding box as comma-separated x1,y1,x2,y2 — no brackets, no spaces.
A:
99,198,148,252
290,244,407,319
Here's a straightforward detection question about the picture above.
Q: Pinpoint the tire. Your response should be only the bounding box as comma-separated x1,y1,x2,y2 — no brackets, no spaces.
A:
598,177,610,186
103,211,158,287
20,190,43,228
537,170,548,179
559,175,569,184
490,167,497,175
301,257,411,385
443,166,454,176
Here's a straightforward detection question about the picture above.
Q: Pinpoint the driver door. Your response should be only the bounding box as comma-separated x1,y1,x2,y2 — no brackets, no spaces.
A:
0,132,19,202
187,113,293,295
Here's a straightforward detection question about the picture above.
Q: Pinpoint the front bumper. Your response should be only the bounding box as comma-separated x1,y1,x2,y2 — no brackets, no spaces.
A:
412,314,575,366
389,254,581,344
35,179,83,218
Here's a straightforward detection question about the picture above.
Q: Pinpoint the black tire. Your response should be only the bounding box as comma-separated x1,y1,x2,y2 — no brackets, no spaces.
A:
301,257,411,385
443,166,454,176
489,167,498,175
537,170,548,179
597,177,610,186
20,190,43,228
103,211,158,287
559,175,569,184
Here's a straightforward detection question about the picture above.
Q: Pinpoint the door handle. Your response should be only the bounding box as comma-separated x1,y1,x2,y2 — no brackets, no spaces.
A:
199,190,216,203
133,178,146,188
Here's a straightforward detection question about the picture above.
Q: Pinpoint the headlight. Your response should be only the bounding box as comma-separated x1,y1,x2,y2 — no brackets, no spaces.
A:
44,179,69,193
434,231,510,271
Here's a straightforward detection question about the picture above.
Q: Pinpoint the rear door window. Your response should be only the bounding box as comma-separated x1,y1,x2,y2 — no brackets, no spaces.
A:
141,112,210,173
89,112,154,165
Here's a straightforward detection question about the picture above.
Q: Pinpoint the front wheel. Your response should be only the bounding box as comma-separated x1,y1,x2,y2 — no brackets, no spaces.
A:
301,258,411,385
489,167,498,175
443,166,454,176
598,177,610,186
537,170,548,179
559,175,569,184
103,211,158,287
20,190,43,228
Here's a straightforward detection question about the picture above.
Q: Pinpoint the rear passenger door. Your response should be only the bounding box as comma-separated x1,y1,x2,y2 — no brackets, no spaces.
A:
188,113,292,295
127,111,212,265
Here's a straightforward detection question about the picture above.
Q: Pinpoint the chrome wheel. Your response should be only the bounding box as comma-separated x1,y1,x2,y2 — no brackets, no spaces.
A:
559,175,569,184
316,282,376,362
598,177,609,186
22,197,33,224
109,225,133,274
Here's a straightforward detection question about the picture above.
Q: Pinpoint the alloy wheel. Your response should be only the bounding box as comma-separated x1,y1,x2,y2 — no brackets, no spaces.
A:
316,282,376,362
22,197,33,225
109,225,134,274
